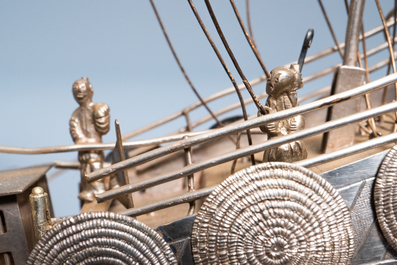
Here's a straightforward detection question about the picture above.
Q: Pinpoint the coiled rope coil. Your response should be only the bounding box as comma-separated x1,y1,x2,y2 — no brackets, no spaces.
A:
27,211,177,265
375,145,397,252
191,162,355,264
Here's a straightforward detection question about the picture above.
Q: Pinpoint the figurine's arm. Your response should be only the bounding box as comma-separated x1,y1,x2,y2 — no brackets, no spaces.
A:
69,114,86,144
94,103,110,135
289,115,305,132
258,108,279,136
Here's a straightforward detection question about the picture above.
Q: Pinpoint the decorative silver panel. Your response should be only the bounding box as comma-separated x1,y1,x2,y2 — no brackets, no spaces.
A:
375,146,397,253
27,212,177,265
191,162,354,264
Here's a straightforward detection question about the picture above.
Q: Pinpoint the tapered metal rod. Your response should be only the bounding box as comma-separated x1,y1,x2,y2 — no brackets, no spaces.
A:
188,0,255,165
87,73,397,183
343,0,367,72
122,186,216,217
230,0,270,77
343,0,366,66
149,0,223,128
96,100,397,202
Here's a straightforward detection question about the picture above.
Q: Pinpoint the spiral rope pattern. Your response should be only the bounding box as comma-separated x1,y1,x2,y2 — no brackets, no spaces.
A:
192,162,354,264
375,146,397,252
27,212,177,265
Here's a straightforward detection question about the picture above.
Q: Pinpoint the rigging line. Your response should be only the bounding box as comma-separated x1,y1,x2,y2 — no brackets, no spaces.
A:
229,0,268,172
230,133,240,174
318,0,344,58
375,0,397,132
386,4,397,76
187,0,256,165
149,0,224,129
383,3,397,105
204,0,268,115
361,23,379,137
246,0,257,48
230,0,270,77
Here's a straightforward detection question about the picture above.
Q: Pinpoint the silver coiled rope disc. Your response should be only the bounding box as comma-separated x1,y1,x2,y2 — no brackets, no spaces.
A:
375,146,397,252
191,162,354,265
27,211,177,265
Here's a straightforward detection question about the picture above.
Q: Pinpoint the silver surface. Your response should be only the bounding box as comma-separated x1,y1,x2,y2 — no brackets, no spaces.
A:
148,152,397,264
343,0,366,66
259,64,307,163
109,120,134,209
70,77,110,202
323,66,366,153
191,163,354,264
27,212,177,265
320,151,394,264
29,187,52,243
0,169,53,265
375,146,397,252
0,164,52,196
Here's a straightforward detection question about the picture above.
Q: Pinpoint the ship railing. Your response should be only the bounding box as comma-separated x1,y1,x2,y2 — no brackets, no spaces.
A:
85,72,397,217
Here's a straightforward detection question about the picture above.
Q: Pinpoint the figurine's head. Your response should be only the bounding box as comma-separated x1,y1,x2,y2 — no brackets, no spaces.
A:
266,64,303,96
73,77,93,105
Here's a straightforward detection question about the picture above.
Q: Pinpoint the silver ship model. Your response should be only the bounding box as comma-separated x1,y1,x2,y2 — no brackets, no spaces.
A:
3,1,397,264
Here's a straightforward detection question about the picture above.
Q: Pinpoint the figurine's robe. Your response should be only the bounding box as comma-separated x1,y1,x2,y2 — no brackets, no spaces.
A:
70,102,110,171
259,91,307,163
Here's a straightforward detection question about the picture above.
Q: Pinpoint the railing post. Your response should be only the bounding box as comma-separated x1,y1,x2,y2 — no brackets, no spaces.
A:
183,135,195,216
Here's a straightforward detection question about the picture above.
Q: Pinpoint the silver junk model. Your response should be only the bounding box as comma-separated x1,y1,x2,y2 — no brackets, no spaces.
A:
4,0,397,264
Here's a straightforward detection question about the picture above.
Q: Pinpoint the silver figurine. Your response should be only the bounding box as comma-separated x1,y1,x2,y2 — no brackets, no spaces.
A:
70,77,110,202
259,64,308,163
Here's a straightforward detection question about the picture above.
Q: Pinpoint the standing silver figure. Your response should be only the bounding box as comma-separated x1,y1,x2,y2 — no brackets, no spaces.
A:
70,77,110,202
259,64,307,162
